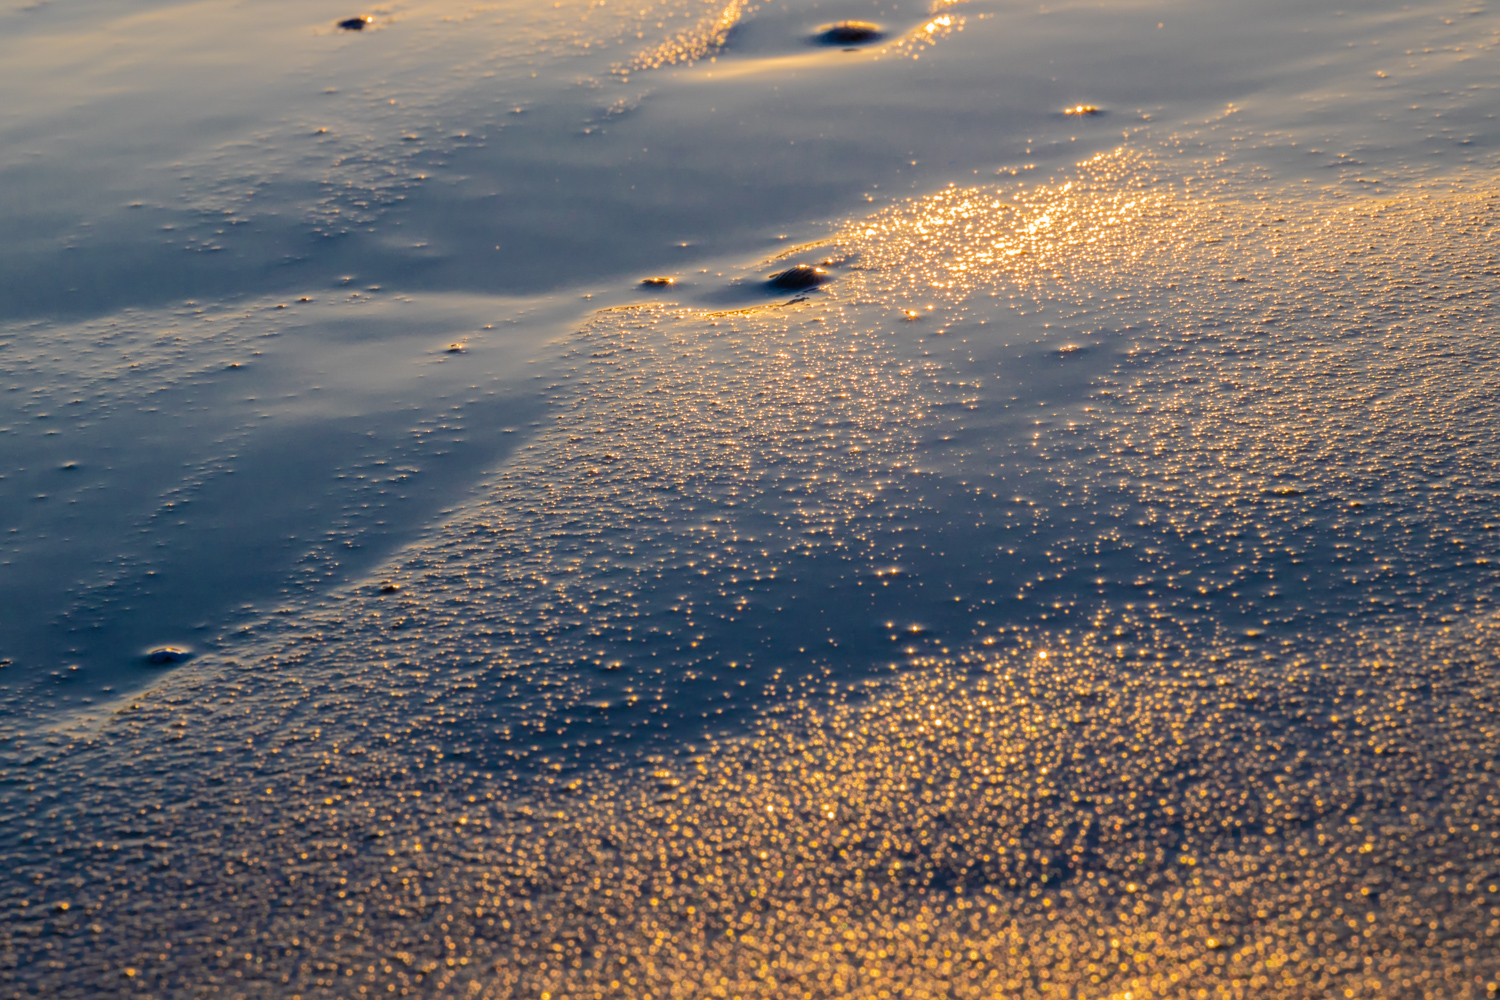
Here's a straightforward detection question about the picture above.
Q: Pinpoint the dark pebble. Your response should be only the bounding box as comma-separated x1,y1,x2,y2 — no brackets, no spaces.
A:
814,21,883,45
338,16,372,30
144,646,191,666
379,582,401,594
640,276,676,287
766,264,830,292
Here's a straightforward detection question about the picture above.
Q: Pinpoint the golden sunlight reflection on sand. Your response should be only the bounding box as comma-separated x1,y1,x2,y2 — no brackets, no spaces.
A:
4,149,1500,999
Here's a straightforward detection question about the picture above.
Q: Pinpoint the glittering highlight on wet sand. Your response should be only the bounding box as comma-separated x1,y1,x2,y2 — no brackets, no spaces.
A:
4,150,1498,998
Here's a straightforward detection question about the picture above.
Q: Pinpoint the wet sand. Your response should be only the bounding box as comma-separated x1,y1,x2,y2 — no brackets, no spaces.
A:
2,0,1499,997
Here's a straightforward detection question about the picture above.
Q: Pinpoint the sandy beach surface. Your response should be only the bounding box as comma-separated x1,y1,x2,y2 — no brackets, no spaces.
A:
2,0,1498,996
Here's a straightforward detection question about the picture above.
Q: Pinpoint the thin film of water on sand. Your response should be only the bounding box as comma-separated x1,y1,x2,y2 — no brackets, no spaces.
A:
0,0,978,701
4,0,1500,998
5,148,1499,997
